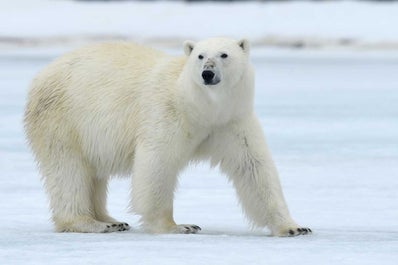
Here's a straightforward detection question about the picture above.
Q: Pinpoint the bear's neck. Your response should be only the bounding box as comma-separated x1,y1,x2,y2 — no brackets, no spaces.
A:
176,77,254,132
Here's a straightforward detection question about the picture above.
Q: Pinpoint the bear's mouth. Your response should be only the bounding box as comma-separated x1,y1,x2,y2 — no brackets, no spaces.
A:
202,70,220,86
204,80,220,86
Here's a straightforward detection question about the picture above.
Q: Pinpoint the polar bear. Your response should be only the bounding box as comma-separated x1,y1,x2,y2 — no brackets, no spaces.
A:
24,37,311,236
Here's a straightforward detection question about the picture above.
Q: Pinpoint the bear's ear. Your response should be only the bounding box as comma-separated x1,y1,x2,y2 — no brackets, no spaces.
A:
183,40,195,56
238,39,250,54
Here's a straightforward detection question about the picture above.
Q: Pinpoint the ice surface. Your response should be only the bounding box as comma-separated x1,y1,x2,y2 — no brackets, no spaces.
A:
1,0,398,48
1,0,398,264
1,47,397,265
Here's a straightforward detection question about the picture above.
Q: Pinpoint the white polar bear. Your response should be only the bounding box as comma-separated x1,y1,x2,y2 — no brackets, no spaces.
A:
24,37,311,236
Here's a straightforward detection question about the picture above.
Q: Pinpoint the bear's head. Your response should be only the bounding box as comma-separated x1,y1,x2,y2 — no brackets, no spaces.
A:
183,37,250,89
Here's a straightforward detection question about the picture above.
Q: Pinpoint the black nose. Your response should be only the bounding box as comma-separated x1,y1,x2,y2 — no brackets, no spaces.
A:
202,70,215,82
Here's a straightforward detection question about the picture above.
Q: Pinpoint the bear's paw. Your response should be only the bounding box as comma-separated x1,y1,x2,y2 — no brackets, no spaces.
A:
105,222,130,232
277,227,312,237
173,224,202,234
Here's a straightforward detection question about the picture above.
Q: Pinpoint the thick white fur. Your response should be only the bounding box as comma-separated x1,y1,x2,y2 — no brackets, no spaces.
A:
24,38,309,236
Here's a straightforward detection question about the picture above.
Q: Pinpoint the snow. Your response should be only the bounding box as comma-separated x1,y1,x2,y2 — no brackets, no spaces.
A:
1,0,398,264
1,0,398,49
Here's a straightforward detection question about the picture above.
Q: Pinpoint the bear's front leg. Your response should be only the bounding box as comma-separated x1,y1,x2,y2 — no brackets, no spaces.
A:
212,115,311,237
130,145,201,234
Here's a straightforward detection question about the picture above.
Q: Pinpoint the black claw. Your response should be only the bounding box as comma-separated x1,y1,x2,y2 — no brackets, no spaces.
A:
299,228,312,235
106,225,110,228
112,224,117,227
123,223,129,227
289,229,295,235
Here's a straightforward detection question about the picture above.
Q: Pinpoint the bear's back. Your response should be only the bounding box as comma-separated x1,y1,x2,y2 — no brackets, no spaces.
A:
24,42,186,176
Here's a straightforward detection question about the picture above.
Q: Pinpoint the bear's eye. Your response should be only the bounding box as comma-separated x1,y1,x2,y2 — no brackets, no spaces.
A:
221,53,228,59
198,55,204,60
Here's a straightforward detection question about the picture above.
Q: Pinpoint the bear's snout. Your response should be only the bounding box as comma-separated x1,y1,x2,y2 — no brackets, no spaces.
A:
202,70,221,86
202,70,215,82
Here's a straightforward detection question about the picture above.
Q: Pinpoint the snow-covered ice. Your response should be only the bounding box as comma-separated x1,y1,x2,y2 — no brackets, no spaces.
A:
1,0,398,49
1,0,398,264
1,47,397,265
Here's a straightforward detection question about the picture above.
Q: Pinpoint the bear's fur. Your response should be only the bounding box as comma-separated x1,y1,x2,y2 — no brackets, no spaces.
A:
24,38,311,236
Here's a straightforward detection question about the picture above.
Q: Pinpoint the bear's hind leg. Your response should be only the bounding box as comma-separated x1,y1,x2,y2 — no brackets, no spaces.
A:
41,152,127,233
92,177,130,231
